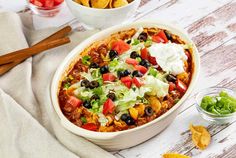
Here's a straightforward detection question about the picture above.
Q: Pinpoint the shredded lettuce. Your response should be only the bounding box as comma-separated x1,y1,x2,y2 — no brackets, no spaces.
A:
115,87,151,112
78,91,93,101
98,113,108,126
143,75,169,97
90,68,101,79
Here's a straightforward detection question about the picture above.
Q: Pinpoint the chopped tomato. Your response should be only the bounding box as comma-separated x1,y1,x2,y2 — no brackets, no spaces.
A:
176,79,187,93
148,56,157,65
33,0,43,7
155,30,168,43
123,81,132,89
121,76,133,88
103,98,115,115
81,123,98,131
103,73,116,82
169,82,176,92
121,76,132,83
112,40,130,55
134,65,148,74
30,0,64,7
141,48,150,60
44,0,54,8
132,77,144,88
152,35,165,43
125,58,139,66
54,0,64,5
67,96,82,107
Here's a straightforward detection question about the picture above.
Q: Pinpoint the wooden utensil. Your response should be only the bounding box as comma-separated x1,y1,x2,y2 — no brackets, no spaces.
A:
0,25,72,75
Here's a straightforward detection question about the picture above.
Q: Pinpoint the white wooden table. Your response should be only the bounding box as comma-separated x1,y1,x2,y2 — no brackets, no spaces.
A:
1,0,236,157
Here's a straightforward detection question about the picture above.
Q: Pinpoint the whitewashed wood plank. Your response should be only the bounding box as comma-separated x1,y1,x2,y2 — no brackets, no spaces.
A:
135,0,232,28
188,1,236,54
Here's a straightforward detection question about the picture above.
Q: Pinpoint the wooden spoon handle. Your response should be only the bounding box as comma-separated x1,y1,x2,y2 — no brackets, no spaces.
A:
0,37,70,65
0,61,20,76
34,25,72,46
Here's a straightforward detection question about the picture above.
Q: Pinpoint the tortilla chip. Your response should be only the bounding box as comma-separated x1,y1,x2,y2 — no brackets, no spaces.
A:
74,0,81,4
80,0,90,7
189,124,211,150
163,153,190,158
113,0,128,8
91,0,110,8
109,0,113,8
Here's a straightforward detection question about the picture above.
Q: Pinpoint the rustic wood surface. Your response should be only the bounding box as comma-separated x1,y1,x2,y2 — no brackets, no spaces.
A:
2,0,236,157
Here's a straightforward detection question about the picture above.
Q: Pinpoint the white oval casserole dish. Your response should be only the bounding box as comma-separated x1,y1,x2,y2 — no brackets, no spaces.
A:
51,21,200,151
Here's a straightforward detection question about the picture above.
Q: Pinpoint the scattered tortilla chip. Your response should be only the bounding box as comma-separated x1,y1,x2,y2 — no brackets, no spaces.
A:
113,0,128,8
74,0,81,4
163,153,190,158
80,0,90,7
189,124,211,150
109,0,113,8
91,0,110,8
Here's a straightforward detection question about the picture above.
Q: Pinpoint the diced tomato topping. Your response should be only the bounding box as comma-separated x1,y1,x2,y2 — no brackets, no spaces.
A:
112,40,130,55
33,0,43,7
30,0,64,7
103,98,115,115
120,76,132,83
54,0,64,5
132,77,144,88
152,35,165,43
67,96,82,107
81,123,98,131
103,73,116,82
121,76,133,88
141,48,150,60
123,81,132,89
148,56,157,65
155,30,168,43
134,65,148,74
169,82,176,92
125,58,139,66
44,0,54,8
176,79,187,93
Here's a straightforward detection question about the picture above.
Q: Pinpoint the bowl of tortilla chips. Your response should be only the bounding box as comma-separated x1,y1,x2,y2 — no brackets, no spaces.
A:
65,0,141,29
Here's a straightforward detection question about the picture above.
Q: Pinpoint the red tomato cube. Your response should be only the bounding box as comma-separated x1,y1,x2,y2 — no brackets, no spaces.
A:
67,96,82,107
103,98,115,115
112,40,130,55
125,58,139,66
132,77,144,88
103,73,116,82
134,65,148,74
81,123,98,131
141,48,149,60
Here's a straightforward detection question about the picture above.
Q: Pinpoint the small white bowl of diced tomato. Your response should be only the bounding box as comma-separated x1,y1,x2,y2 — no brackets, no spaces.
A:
28,0,64,17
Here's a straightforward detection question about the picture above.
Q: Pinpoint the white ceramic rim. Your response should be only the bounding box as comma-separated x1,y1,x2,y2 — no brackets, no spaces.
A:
67,0,140,11
50,20,200,139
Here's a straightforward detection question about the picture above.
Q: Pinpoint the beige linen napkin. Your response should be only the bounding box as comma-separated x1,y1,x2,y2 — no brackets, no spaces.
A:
0,11,115,158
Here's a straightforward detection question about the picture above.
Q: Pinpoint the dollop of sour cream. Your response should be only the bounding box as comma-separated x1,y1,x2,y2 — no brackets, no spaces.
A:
148,43,187,75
